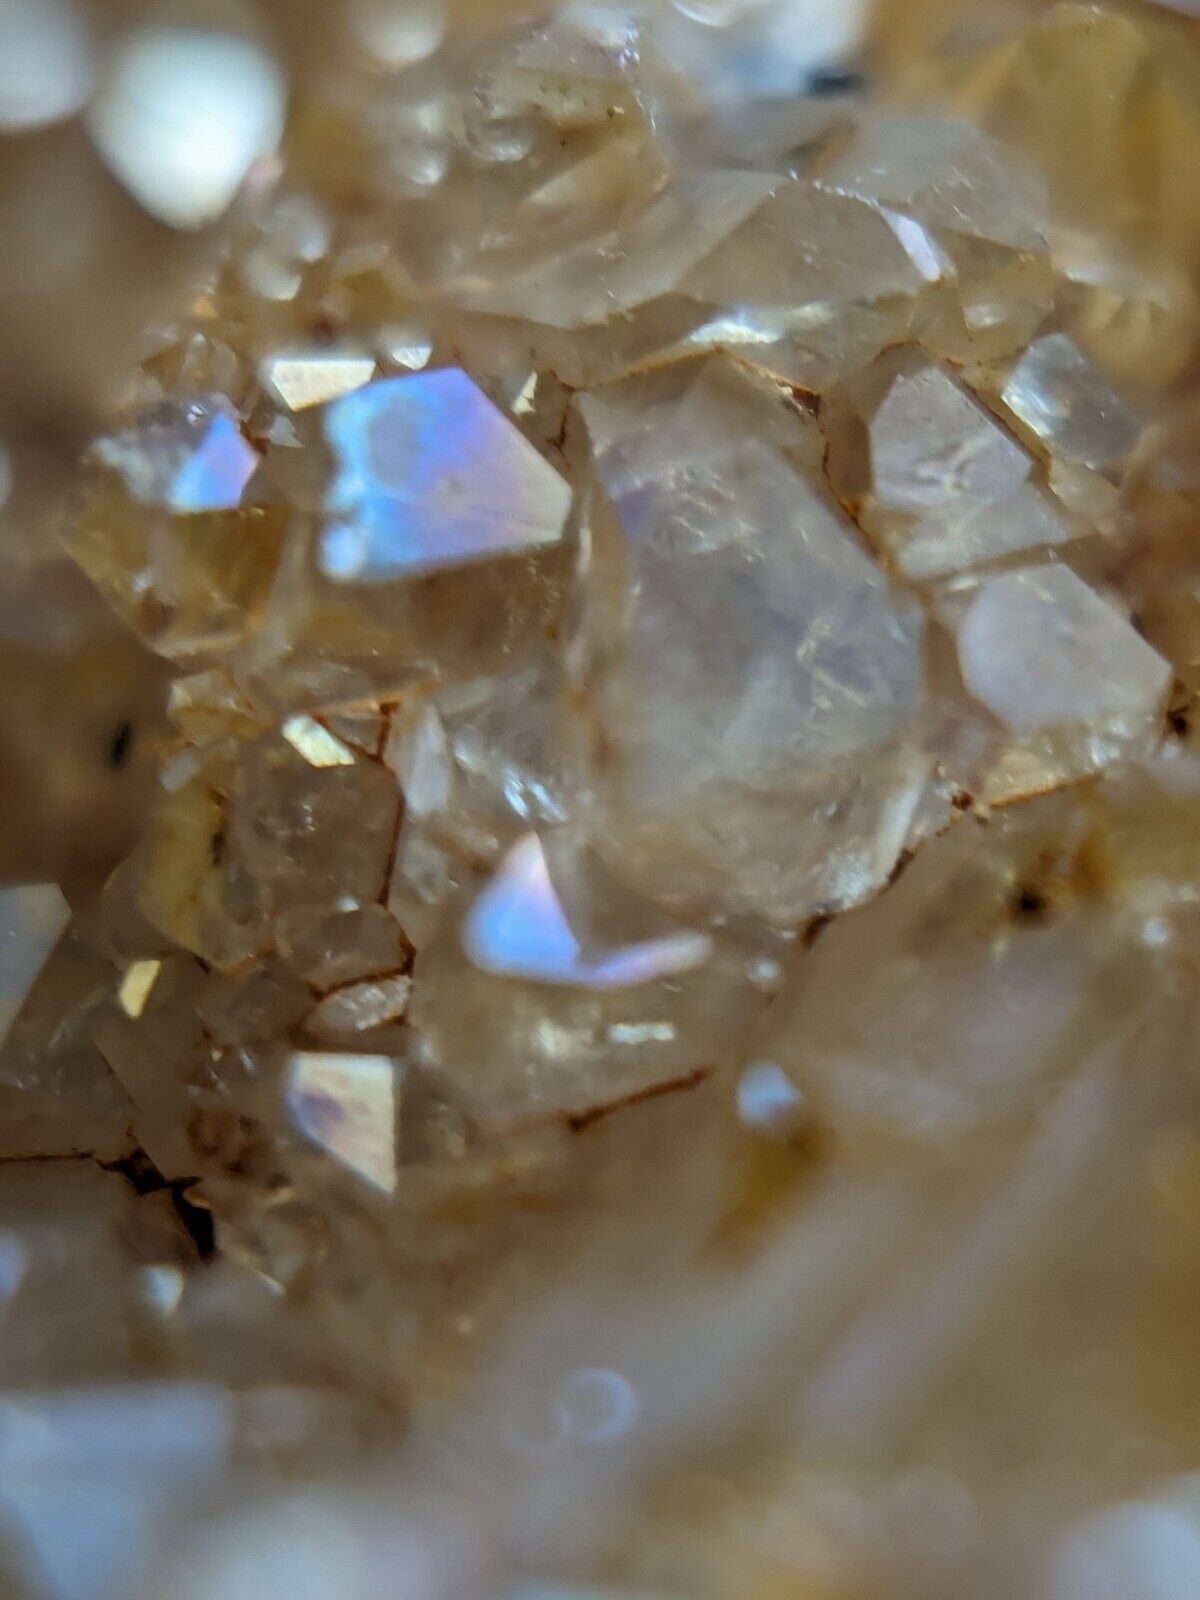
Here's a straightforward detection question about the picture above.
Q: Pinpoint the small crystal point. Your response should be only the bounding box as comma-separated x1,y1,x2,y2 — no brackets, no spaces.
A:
319,370,572,582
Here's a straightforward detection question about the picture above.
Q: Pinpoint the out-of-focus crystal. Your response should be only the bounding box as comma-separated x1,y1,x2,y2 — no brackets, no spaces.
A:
261,353,376,413
758,792,1132,1146
280,716,357,769
304,976,412,1041
933,1,1200,283
820,115,1053,360
86,23,286,230
0,0,91,131
117,959,161,1020
0,886,69,1049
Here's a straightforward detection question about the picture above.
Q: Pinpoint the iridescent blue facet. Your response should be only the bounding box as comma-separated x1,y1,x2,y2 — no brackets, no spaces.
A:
169,413,260,513
462,834,713,991
96,397,260,515
320,369,571,582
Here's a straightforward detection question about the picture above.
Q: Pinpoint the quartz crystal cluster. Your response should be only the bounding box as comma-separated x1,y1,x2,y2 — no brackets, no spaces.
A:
8,3,1200,1597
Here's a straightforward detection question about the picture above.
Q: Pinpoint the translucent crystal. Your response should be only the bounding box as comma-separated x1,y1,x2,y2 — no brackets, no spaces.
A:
261,353,377,413
86,24,286,230
412,836,761,1127
0,885,69,1049
93,399,259,516
276,903,407,991
462,173,935,386
463,833,714,990
304,976,412,1041
825,345,1071,581
1003,333,1142,472
948,565,1171,802
820,114,1053,360
66,401,283,662
31,6,1200,1589
319,370,572,581
0,924,131,1162
227,736,400,919
579,360,927,920
196,960,311,1048
382,647,577,898
285,1052,400,1192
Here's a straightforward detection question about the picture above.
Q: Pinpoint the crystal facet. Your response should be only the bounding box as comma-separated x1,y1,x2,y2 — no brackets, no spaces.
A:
320,370,572,582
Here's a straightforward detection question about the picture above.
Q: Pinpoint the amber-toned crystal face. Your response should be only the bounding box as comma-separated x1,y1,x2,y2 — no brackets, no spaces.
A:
10,0,1200,1596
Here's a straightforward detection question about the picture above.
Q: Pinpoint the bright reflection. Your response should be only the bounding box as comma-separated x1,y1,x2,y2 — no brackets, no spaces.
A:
281,716,357,769
87,25,286,229
737,1059,806,1133
262,352,376,413
559,1367,640,1443
462,833,713,990
1051,1494,1200,1600
350,0,446,68
0,0,91,131
97,399,260,514
321,371,571,581
285,1053,399,1193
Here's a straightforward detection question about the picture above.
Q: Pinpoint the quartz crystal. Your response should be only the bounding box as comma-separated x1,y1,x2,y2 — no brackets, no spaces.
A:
0,884,69,1048
10,2,1200,1598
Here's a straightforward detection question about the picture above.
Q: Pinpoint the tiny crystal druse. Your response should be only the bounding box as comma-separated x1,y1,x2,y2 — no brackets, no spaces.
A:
14,2,1200,1596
